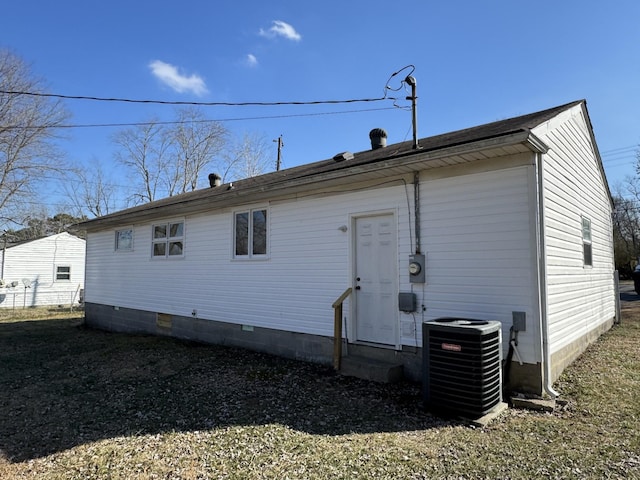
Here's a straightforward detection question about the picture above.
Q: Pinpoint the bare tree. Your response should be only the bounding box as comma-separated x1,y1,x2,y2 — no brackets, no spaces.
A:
221,132,273,182
113,108,227,202
613,195,639,274
613,171,640,274
112,119,170,204
66,158,120,218
169,107,227,193
0,49,70,227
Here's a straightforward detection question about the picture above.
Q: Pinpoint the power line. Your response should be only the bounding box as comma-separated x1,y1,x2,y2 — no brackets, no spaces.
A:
601,145,638,156
3,198,90,210
605,159,635,168
0,89,392,107
0,64,415,108
602,154,636,163
0,106,399,131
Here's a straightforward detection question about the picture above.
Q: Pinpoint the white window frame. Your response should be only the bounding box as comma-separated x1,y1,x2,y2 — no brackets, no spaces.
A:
152,220,185,259
582,216,592,267
233,207,268,259
115,227,134,252
55,265,71,282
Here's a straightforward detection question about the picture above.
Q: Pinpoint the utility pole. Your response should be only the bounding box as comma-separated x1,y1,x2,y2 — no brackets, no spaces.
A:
273,135,284,171
1,232,6,280
405,75,419,149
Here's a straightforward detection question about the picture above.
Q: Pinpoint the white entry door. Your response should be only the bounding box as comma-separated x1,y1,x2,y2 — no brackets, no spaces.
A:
354,214,398,345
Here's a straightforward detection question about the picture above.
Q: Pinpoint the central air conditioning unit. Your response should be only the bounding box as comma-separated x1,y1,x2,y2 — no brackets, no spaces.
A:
422,318,502,418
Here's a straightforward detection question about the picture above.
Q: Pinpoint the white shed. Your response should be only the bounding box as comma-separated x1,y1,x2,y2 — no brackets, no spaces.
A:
0,232,86,308
79,100,615,396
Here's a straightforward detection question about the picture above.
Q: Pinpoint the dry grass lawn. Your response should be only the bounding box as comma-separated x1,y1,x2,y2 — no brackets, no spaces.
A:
0,302,638,479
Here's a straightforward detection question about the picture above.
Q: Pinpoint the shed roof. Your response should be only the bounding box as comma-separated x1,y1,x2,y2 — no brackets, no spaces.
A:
2,232,85,250
79,100,589,231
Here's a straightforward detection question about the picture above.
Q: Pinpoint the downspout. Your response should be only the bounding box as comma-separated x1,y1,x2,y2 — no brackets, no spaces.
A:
535,151,559,398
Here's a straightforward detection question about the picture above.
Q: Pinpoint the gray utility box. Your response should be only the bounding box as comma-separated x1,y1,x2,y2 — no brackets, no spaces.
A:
398,292,417,312
422,318,502,418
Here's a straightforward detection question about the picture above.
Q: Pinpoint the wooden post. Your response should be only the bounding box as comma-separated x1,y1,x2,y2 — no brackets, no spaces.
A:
333,303,342,370
331,287,352,371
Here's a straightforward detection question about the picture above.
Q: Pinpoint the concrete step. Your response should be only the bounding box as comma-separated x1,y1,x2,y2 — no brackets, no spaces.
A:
340,355,404,383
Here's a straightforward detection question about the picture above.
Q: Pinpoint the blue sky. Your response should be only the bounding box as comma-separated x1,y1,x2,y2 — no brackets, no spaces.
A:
2,0,640,214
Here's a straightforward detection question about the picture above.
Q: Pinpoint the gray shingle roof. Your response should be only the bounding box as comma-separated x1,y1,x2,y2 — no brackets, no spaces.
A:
78,100,585,230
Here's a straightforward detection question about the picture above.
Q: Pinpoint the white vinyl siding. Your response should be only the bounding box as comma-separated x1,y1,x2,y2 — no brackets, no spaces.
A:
83,105,615,375
419,166,540,362
0,233,85,308
532,106,615,356
84,184,413,338
83,163,538,359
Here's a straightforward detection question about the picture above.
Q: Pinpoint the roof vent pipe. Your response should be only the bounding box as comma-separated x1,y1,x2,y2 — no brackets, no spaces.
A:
369,128,387,150
208,173,222,188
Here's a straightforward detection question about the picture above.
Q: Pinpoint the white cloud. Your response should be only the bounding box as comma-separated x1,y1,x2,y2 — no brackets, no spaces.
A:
245,54,258,67
148,60,208,96
259,20,302,41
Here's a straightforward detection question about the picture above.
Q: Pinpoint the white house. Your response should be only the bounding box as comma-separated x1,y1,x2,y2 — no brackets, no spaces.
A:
0,232,86,308
78,100,616,396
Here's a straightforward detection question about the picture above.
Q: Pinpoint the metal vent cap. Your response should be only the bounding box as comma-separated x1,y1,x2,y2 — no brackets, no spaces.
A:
369,128,387,149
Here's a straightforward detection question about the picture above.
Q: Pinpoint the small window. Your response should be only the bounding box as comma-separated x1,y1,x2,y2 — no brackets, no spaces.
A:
582,217,592,267
152,221,184,258
234,208,268,258
56,265,71,281
115,228,133,251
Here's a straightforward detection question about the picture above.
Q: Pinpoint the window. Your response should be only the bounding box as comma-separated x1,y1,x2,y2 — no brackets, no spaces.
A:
56,265,71,281
582,217,592,267
115,228,133,251
234,208,267,258
152,221,184,258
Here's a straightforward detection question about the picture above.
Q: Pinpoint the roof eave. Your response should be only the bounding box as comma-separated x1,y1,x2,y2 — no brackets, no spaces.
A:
79,130,548,232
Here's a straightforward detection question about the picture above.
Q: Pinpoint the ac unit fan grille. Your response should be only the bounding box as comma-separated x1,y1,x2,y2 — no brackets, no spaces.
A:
423,320,502,418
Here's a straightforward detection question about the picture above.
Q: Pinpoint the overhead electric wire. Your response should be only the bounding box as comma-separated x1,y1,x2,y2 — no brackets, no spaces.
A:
0,64,414,108
599,145,637,172
601,145,637,155
0,106,399,131
601,145,637,159
0,89,392,107
0,64,415,130
605,159,636,168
